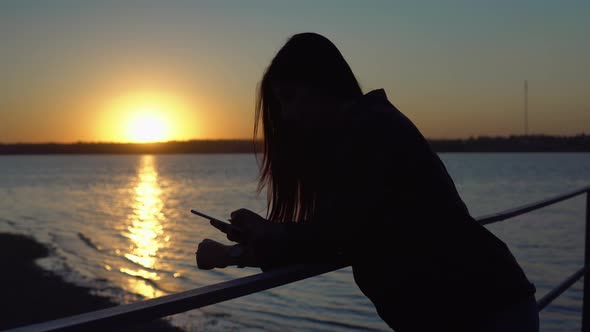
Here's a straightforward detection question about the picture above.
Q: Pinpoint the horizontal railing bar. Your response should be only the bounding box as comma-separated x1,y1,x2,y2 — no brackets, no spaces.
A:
477,185,590,225
7,263,347,332
537,266,586,311
9,185,590,332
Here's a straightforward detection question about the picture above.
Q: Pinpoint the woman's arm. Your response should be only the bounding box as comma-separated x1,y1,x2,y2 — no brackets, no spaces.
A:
226,207,380,270
195,214,356,271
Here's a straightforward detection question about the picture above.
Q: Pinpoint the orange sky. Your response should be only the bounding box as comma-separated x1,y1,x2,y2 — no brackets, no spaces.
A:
1,2,588,143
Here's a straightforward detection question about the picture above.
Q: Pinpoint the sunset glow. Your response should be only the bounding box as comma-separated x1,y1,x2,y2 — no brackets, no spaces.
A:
99,91,200,143
1,2,588,143
126,107,170,143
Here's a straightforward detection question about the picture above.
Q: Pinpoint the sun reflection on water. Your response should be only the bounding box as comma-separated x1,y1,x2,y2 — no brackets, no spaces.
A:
121,155,167,298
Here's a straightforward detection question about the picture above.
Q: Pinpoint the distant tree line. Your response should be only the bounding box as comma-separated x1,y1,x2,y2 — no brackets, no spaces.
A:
0,135,588,154
428,134,590,152
0,140,261,154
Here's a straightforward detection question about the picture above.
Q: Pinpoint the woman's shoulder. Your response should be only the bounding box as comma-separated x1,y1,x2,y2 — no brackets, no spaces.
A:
345,89,426,150
344,89,392,118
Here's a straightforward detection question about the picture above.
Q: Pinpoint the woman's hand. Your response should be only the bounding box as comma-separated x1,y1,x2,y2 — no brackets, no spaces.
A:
196,209,290,270
228,209,290,266
228,208,278,245
195,239,232,270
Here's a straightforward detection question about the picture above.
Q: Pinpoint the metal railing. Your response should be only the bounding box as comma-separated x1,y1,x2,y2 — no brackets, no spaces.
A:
9,185,590,332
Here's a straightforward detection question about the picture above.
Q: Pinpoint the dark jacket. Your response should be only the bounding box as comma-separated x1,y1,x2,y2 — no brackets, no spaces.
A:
277,89,536,331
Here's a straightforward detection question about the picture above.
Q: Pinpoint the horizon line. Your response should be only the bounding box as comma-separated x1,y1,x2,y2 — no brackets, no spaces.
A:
0,133,588,145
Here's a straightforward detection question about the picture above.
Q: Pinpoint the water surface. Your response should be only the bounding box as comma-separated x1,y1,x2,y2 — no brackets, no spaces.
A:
0,153,588,331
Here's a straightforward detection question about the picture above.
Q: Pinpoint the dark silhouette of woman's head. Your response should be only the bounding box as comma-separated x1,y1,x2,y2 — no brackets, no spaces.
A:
255,32,362,223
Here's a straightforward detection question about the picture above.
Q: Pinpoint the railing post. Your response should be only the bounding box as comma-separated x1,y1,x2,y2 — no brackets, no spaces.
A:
583,191,590,332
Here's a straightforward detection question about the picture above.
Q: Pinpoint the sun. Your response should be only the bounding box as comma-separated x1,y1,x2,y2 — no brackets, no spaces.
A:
101,91,198,143
126,105,170,143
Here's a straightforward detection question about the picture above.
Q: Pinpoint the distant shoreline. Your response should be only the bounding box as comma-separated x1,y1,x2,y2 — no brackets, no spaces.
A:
0,135,589,154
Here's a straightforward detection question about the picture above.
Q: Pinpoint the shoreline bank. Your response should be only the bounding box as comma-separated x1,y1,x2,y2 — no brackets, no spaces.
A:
0,232,183,331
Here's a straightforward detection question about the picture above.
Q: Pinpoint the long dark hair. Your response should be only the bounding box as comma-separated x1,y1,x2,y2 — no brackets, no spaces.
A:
255,32,363,223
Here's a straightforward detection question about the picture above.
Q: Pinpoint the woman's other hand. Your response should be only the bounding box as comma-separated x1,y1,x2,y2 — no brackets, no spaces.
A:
229,209,290,262
228,208,273,244
196,239,232,270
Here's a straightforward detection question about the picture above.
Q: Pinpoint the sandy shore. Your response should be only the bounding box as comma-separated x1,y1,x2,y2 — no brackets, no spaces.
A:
0,233,183,331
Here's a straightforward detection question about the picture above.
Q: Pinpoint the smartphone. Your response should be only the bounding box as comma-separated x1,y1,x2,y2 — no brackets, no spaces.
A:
190,209,239,234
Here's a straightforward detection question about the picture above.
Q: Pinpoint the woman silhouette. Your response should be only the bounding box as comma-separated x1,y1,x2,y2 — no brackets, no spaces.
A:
196,32,539,332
